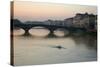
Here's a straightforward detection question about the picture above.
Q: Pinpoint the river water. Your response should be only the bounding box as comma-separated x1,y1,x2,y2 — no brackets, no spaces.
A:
13,28,97,66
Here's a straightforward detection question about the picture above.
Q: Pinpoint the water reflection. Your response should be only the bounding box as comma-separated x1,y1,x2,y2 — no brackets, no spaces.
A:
13,28,97,66
13,29,24,36
29,28,49,37
13,28,67,37
71,35,97,50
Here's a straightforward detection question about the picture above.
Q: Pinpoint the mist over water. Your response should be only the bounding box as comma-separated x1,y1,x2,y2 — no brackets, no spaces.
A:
13,28,97,66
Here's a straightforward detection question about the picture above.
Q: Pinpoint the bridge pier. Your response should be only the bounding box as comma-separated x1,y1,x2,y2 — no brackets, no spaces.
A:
23,29,31,36
47,29,56,37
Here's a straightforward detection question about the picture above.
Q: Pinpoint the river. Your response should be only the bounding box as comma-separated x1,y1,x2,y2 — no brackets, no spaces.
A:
13,28,97,66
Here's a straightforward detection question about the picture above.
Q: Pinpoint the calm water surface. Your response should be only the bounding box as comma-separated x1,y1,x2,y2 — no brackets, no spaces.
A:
13,29,97,66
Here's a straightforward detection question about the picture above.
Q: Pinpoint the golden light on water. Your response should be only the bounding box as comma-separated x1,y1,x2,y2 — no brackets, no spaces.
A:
29,29,50,37
13,29,25,36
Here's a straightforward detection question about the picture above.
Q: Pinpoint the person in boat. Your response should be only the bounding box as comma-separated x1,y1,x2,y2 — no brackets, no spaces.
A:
51,45,66,49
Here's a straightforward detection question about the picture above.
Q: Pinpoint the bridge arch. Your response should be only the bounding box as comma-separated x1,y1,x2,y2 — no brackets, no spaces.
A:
53,28,70,37
13,27,25,36
29,26,50,37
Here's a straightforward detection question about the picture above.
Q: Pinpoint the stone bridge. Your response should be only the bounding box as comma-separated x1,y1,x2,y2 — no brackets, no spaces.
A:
11,19,87,36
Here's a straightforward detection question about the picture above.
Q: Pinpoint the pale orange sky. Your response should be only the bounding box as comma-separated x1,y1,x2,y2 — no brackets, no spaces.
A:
13,1,97,22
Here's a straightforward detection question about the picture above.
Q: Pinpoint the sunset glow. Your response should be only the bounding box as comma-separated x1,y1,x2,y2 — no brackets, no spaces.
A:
13,1,97,22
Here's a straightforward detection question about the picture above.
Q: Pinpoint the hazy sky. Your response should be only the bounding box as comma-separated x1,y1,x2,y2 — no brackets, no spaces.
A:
13,1,97,22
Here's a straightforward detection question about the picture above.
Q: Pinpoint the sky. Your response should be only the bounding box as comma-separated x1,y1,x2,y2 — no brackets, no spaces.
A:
13,1,97,22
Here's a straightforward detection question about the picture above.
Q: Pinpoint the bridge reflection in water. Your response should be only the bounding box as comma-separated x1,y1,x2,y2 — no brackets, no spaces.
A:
13,27,87,37
13,28,68,37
